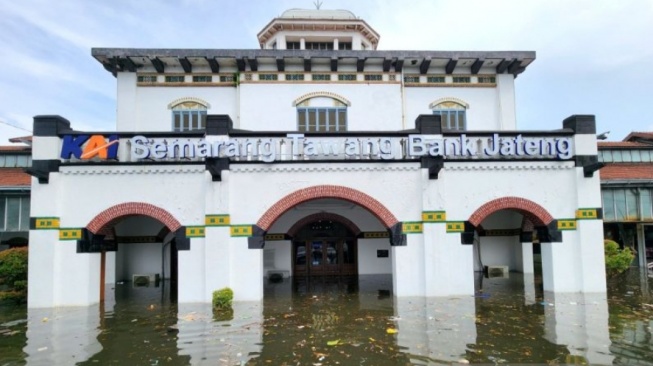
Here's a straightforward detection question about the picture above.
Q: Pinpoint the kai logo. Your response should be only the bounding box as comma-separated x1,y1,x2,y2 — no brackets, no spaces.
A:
60,135,119,160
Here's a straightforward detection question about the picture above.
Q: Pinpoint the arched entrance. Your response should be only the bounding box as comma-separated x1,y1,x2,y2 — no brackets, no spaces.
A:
467,197,556,298
289,213,360,277
86,202,182,304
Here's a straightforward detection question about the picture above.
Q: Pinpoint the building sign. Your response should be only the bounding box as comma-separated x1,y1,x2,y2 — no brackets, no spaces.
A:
128,133,573,162
60,135,119,160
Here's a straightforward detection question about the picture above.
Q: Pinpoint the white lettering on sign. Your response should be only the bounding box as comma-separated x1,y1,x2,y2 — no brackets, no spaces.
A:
129,133,574,162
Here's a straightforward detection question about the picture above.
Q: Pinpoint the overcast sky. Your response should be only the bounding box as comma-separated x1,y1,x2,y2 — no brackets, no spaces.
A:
1,0,651,144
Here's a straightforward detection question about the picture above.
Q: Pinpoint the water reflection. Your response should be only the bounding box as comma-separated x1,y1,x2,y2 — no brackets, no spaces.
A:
3,271,653,364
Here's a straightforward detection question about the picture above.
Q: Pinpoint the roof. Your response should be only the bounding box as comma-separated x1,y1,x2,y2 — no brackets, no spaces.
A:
624,132,653,143
0,145,31,152
598,141,651,148
8,135,32,144
280,8,357,20
600,164,653,181
92,48,535,77
0,168,31,187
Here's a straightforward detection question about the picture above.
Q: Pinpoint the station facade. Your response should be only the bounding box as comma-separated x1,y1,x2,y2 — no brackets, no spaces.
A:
27,8,606,307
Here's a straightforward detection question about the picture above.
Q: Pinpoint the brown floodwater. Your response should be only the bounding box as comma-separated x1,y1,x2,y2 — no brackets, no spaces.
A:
1,270,653,365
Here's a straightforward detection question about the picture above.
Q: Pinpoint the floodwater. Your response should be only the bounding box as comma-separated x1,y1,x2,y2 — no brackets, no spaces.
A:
1,271,653,365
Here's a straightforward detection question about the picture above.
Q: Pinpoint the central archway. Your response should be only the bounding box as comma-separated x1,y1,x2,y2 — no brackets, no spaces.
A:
257,185,400,231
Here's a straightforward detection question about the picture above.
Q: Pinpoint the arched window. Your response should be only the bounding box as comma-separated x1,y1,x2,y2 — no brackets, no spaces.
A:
169,99,209,132
294,93,349,132
431,100,467,131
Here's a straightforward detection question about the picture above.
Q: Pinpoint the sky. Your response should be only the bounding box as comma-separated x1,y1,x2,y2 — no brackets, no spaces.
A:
1,0,652,144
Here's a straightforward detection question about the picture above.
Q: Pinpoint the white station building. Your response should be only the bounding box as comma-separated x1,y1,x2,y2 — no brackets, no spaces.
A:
27,8,607,308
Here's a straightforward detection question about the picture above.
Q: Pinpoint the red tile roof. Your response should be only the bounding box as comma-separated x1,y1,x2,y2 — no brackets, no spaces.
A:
600,164,653,181
0,145,31,152
598,141,650,148
624,132,653,142
0,168,31,187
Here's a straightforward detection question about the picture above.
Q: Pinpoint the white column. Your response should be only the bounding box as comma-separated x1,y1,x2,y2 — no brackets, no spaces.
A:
204,226,231,302
333,38,339,50
423,224,474,296
299,38,305,50
521,242,534,274
27,230,57,308
541,238,581,292
230,237,263,301
116,72,138,131
178,238,206,302
392,233,425,296
495,74,517,129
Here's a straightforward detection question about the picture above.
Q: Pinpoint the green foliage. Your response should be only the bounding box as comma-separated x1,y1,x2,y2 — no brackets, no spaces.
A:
604,239,634,277
212,287,233,310
0,247,28,302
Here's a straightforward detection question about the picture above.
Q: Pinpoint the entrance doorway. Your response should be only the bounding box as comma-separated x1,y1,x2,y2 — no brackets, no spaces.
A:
292,219,357,276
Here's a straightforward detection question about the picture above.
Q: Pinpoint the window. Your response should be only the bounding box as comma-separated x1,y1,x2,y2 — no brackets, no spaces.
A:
452,76,471,83
364,74,382,81
305,42,333,50
0,196,30,231
312,74,331,81
137,75,157,83
0,154,30,167
171,101,208,132
192,75,212,83
404,76,420,83
259,74,278,81
602,188,653,221
600,149,653,163
287,42,301,50
477,76,496,83
339,42,352,50
297,107,347,132
219,75,235,83
286,74,305,81
165,75,185,83
432,101,467,131
427,76,445,83
338,74,356,81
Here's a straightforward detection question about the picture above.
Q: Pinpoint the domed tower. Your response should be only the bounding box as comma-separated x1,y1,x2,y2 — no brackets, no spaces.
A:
257,8,380,50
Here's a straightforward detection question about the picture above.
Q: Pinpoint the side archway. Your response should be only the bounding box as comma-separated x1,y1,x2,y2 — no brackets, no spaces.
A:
87,202,182,235
257,185,399,231
468,197,554,228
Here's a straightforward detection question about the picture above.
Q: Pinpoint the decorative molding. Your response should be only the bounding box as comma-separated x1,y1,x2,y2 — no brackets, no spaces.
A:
59,228,82,240
167,97,211,109
402,222,423,234
231,225,253,237
61,166,205,175
443,163,574,171
231,165,419,173
446,222,465,233
576,208,602,220
557,219,577,231
185,226,205,238
429,97,470,109
360,231,389,239
292,91,352,107
422,211,446,223
205,214,230,226
31,217,60,230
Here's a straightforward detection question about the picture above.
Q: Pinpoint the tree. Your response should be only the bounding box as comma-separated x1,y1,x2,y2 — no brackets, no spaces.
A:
0,247,28,303
604,239,634,278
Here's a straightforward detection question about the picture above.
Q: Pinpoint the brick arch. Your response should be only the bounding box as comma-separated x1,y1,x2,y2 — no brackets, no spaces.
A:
256,185,399,231
87,202,182,235
468,197,554,228
287,212,362,238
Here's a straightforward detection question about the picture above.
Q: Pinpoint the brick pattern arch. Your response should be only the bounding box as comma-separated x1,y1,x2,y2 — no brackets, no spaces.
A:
286,212,362,238
468,197,554,228
87,202,182,234
257,185,399,231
